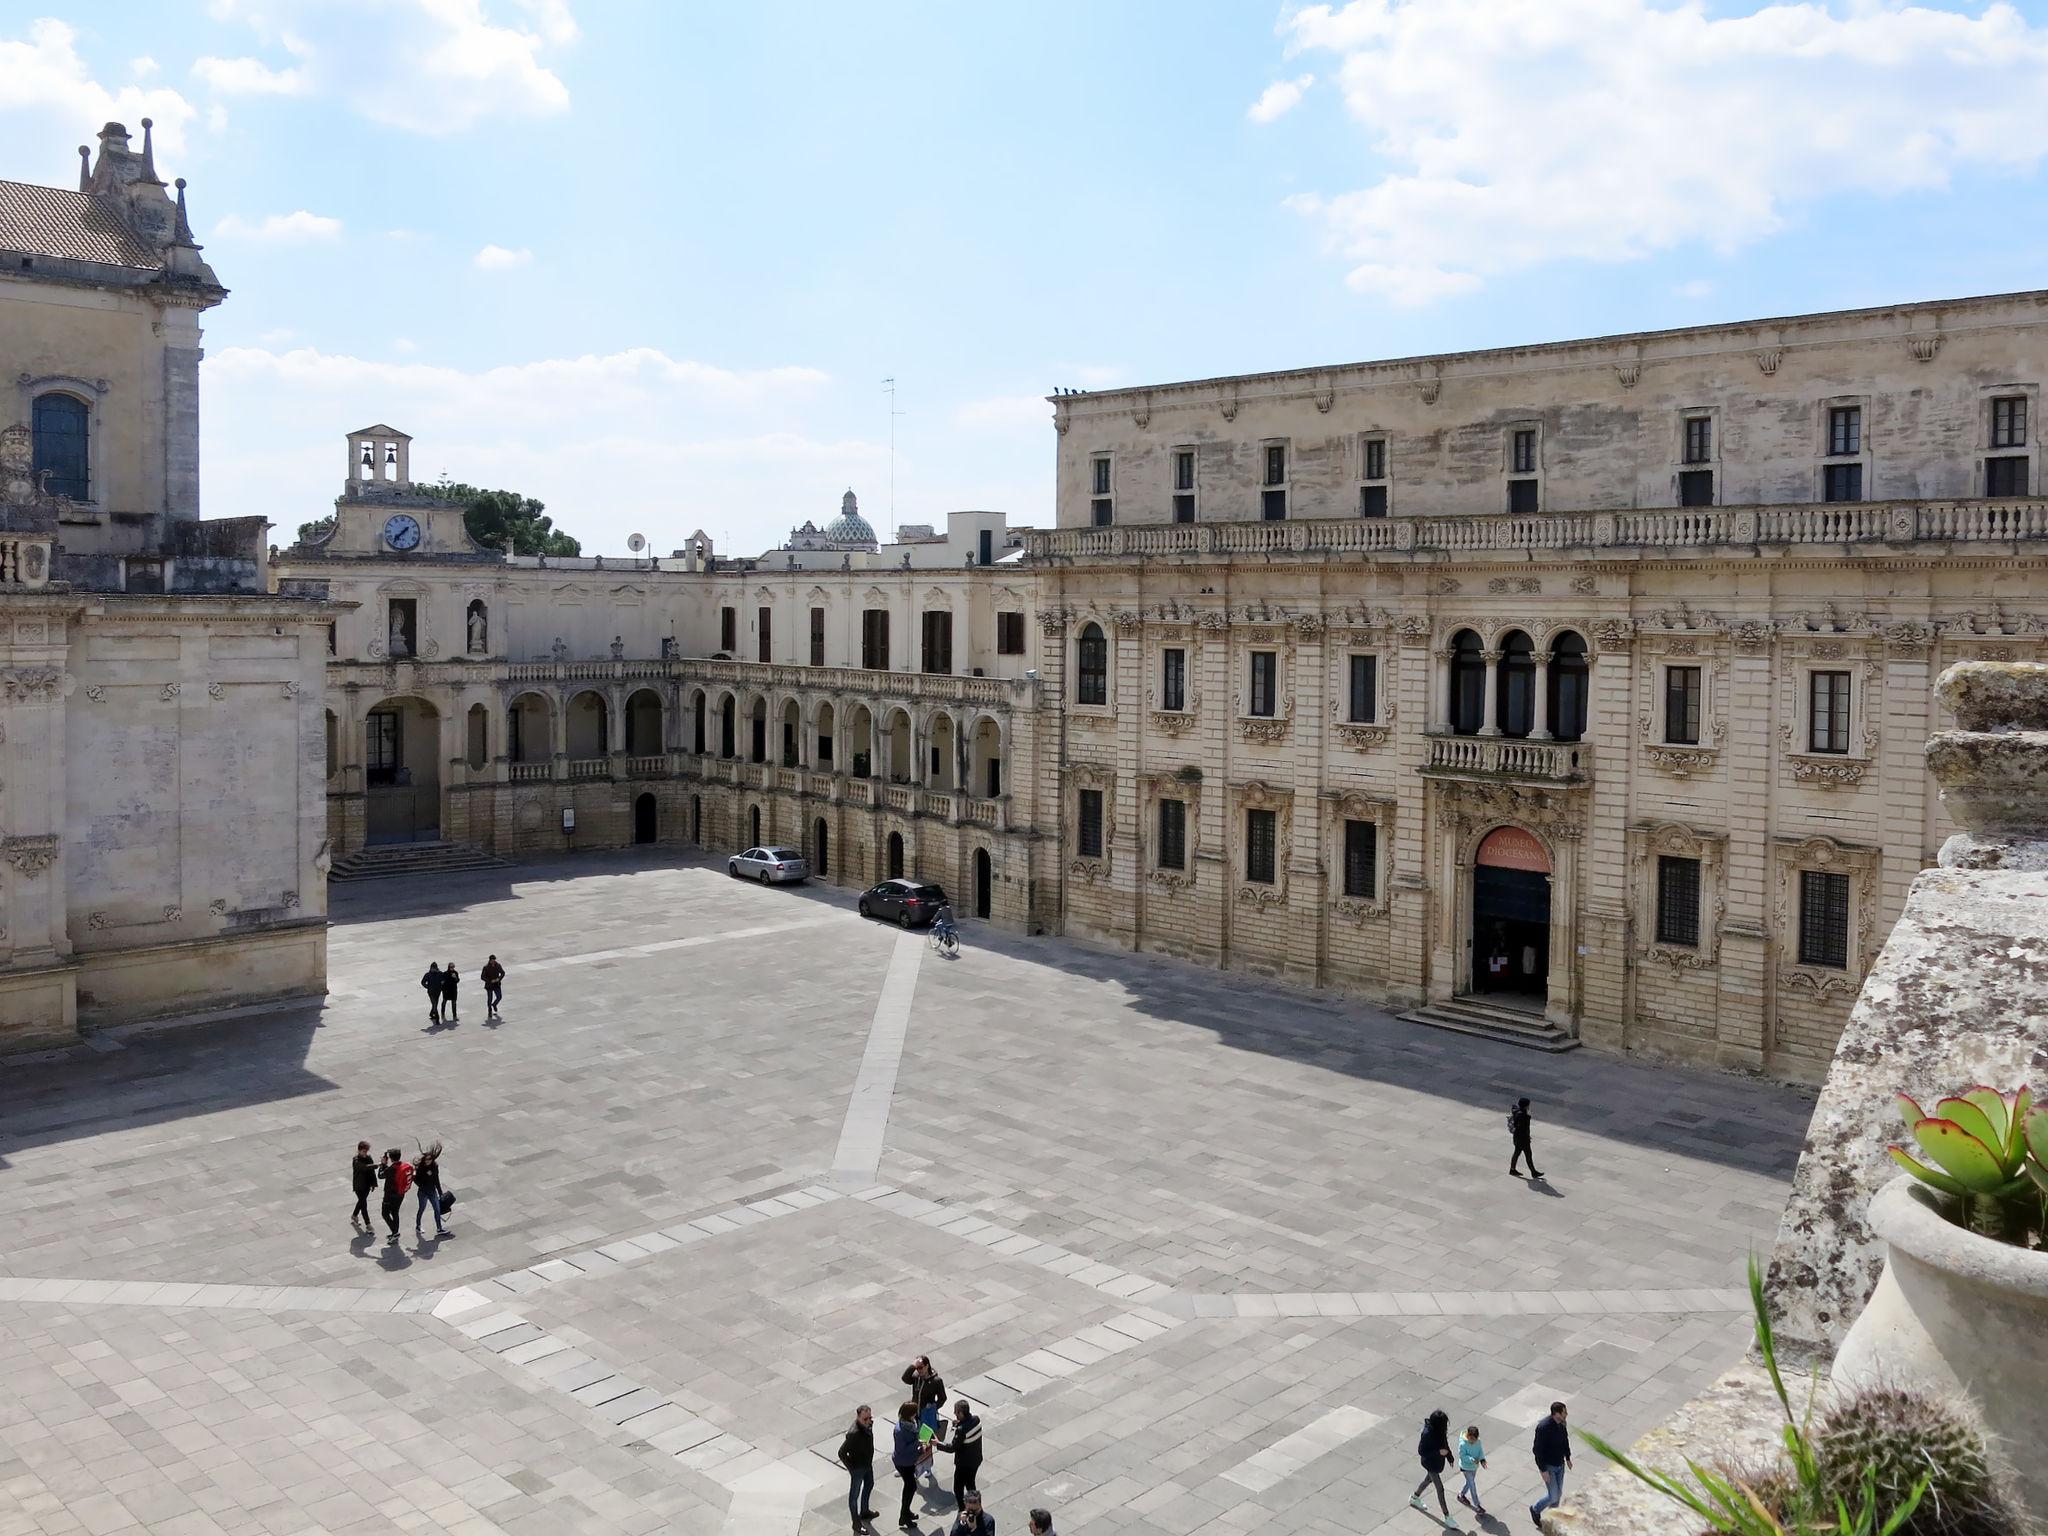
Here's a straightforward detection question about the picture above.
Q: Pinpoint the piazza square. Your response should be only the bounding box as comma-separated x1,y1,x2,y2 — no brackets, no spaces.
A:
0,849,1812,1536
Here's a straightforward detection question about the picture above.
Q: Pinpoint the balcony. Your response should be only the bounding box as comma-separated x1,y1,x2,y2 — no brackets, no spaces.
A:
1420,734,1593,786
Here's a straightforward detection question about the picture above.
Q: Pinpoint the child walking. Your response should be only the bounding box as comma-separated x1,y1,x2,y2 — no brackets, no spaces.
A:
1456,1424,1488,1519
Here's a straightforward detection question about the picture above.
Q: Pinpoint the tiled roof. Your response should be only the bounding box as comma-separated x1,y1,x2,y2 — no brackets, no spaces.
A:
0,180,161,270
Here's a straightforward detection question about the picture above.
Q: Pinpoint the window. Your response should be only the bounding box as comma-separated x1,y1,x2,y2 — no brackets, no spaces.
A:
1798,869,1851,969
1449,630,1486,736
1809,670,1852,754
1548,631,1589,743
1342,819,1376,900
1828,405,1862,457
366,710,400,785
1664,666,1702,745
1078,789,1104,858
1360,485,1388,517
1683,417,1712,465
1987,456,2030,496
1823,462,1863,503
996,611,1025,655
1248,650,1278,717
1363,436,1387,480
1656,856,1702,947
1348,654,1377,722
720,607,737,654
1076,622,1108,706
1091,456,1113,526
1157,798,1186,870
921,610,953,675
1262,442,1287,520
1508,478,1539,514
1678,468,1714,507
1992,395,2028,448
861,608,890,670
31,392,89,501
1511,428,1537,474
757,606,771,664
1245,808,1277,884
1498,631,1536,737
1172,449,1197,522
809,607,825,666
1161,647,1186,712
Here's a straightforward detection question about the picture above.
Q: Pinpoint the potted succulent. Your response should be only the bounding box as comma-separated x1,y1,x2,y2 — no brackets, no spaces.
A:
1833,1084,2048,1517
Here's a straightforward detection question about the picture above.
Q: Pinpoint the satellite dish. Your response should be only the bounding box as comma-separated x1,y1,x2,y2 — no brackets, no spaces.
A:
626,532,646,553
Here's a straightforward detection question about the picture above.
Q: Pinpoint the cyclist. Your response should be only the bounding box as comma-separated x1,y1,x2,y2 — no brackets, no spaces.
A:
930,900,959,953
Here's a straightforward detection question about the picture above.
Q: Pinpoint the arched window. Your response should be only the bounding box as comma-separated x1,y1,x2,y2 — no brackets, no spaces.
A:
692,692,707,754
1548,631,1590,742
1498,630,1536,738
1449,630,1486,735
1076,622,1108,707
32,393,89,501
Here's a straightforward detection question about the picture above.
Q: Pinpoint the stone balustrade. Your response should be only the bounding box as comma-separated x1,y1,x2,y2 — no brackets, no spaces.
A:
1024,496,2048,563
1419,733,1594,785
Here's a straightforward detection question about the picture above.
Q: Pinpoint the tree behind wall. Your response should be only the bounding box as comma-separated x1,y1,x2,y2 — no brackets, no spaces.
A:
293,479,583,556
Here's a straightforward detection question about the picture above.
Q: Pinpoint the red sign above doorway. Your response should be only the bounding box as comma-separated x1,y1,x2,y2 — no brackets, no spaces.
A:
1475,825,1552,874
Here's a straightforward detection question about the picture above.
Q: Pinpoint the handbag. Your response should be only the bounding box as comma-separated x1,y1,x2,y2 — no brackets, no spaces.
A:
439,1190,456,1215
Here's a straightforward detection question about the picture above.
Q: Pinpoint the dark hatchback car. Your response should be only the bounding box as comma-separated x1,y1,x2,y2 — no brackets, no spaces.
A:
857,879,949,927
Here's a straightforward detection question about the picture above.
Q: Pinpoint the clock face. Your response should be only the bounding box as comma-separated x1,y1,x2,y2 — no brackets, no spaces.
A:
383,514,422,551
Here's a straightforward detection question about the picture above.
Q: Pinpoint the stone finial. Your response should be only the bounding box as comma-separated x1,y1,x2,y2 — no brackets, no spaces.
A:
140,117,158,181
172,178,194,244
1926,660,2048,870
78,145,90,192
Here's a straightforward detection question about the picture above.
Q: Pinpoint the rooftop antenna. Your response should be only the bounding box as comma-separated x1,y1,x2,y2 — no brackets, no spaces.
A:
882,376,905,524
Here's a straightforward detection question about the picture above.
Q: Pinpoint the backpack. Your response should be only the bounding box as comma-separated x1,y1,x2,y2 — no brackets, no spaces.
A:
394,1161,413,1197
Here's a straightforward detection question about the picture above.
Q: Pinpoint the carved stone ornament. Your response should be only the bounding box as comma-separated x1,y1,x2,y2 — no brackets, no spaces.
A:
1570,575,1598,595
1589,619,1634,652
162,906,183,924
1755,348,1783,376
1,668,67,701
1330,895,1382,923
84,684,106,703
1111,610,1142,635
1906,334,1942,363
1646,944,1716,973
4,834,61,877
1219,389,1240,423
1883,621,1934,652
1235,882,1287,912
1151,710,1199,738
87,910,109,931
282,680,301,698
1146,868,1196,892
1790,755,1869,788
1333,723,1392,751
1396,616,1431,647
1733,619,1774,653
1290,611,1327,640
1420,371,1442,406
282,890,301,910
1488,577,1541,595
1132,392,1152,429
160,681,182,701
1431,576,1462,596
1240,717,1289,744
207,681,225,700
1646,746,1718,778
1615,362,1641,389
1036,610,1069,636
1068,857,1108,885
208,898,227,917
1195,611,1230,634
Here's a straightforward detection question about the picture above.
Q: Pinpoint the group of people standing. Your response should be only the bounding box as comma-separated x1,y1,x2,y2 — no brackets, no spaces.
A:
421,956,506,1025
836,1356,1053,1535
1411,1401,1571,1532
349,1140,454,1243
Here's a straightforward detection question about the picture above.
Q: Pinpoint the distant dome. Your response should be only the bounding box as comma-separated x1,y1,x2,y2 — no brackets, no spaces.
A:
823,488,877,547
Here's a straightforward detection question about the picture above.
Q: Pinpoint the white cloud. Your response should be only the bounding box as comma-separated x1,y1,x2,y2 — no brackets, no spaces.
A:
954,394,1054,431
392,337,420,354
201,344,845,555
473,243,532,270
130,56,159,77
0,19,198,154
192,54,308,95
1247,72,1313,124
1282,0,2048,305
213,209,343,242
1673,278,1715,300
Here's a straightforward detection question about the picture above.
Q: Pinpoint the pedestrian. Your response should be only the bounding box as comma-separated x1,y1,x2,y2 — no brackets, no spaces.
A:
1530,1401,1572,1529
891,1401,922,1530
421,961,445,1023
481,954,505,1018
1027,1512,1053,1536
1509,1096,1544,1178
934,1399,982,1514
378,1146,410,1242
413,1140,451,1240
1411,1407,1454,1521
350,1140,378,1233
439,960,461,1023
1457,1423,1489,1519
838,1403,878,1533
901,1356,946,1488
946,1489,993,1535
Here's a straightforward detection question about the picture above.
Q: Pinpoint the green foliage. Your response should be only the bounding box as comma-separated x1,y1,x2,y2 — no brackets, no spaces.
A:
296,515,335,544
1811,1388,2020,1536
432,479,582,557
1583,1256,1929,1536
1889,1085,2048,1245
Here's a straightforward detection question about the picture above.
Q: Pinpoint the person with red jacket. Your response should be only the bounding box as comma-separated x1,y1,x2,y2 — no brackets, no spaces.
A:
378,1148,412,1243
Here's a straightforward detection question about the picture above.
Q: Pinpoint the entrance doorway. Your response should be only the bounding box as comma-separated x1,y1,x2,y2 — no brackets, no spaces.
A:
1470,826,1550,1003
750,804,762,846
886,831,904,879
634,793,657,844
364,696,441,844
973,847,992,919
691,794,702,845
813,817,829,877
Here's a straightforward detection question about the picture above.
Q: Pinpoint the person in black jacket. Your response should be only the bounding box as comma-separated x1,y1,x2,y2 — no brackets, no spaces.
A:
421,962,445,1023
890,1402,922,1530
934,1399,982,1515
1531,1401,1572,1527
1509,1097,1543,1178
413,1141,450,1240
350,1141,378,1233
1410,1408,1454,1520
481,954,506,1018
901,1356,945,1491
439,959,460,1023
838,1404,877,1532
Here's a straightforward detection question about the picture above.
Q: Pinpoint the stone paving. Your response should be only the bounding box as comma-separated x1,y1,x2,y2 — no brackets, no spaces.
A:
0,848,1817,1535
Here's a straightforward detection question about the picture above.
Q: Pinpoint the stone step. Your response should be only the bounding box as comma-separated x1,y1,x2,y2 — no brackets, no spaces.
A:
1399,999,1582,1052
329,841,508,882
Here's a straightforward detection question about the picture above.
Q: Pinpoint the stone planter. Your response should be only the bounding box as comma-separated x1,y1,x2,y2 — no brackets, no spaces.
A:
1832,1176,2048,1518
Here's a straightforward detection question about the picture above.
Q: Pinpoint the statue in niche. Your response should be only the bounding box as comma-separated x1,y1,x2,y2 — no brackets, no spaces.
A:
387,609,410,657
550,636,568,663
466,601,488,654
660,635,678,660
610,635,625,660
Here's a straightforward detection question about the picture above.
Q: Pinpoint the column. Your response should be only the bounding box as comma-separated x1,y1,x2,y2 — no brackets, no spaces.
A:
1531,657,1552,740
1479,651,1503,736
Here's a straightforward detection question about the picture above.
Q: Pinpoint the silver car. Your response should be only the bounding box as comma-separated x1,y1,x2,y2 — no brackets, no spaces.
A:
728,846,808,884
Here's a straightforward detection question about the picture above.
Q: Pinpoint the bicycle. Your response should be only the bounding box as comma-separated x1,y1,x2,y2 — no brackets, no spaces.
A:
928,923,960,958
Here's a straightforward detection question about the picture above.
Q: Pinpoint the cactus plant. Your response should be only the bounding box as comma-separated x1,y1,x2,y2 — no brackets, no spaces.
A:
1812,1387,2023,1536
1887,1086,2048,1244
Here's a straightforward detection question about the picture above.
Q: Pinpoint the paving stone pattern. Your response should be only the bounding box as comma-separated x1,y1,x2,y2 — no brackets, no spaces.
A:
0,849,1816,1535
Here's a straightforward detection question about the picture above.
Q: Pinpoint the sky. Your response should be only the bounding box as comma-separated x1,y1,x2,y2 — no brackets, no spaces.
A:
6,0,2048,558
